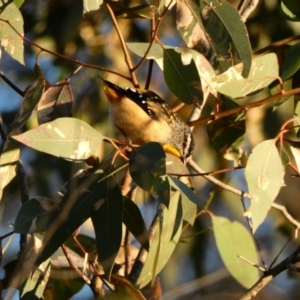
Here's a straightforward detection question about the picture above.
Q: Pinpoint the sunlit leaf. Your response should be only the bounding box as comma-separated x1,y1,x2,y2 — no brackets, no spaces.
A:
210,54,278,98
0,137,20,201
200,0,252,77
20,258,51,300
91,177,123,278
176,0,209,54
12,117,103,160
13,0,24,8
211,215,260,288
11,76,45,129
245,140,284,232
137,192,182,288
0,2,24,64
280,0,300,21
123,196,149,250
83,0,103,13
37,78,73,125
127,42,171,69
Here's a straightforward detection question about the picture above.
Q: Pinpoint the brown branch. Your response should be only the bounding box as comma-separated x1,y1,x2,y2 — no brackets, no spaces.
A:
271,203,300,230
0,70,25,96
239,246,300,300
105,3,139,87
188,87,300,127
0,18,131,82
61,244,91,285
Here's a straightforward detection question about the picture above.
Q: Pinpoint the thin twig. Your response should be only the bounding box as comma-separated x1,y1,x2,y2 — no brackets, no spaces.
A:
105,3,138,87
61,244,91,285
0,18,131,82
271,203,300,229
0,71,25,96
239,246,300,300
188,87,300,127
188,159,252,198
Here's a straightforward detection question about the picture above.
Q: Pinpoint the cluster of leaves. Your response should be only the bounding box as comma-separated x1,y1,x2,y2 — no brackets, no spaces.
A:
1,0,300,299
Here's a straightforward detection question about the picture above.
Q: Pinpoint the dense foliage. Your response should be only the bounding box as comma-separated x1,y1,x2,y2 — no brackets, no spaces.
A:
1,0,300,299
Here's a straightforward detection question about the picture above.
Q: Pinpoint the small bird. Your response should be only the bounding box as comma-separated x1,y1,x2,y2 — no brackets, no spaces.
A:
102,79,194,163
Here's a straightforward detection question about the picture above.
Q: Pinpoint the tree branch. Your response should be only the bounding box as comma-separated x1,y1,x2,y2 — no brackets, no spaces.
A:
239,246,300,300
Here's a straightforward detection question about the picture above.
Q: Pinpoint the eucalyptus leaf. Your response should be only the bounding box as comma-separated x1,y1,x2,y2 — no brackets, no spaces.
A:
245,140,284,232
12,117,103,160
212,215,260,288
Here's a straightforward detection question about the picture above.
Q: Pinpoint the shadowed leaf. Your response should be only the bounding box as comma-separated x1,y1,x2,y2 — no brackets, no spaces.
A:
91,177,123,278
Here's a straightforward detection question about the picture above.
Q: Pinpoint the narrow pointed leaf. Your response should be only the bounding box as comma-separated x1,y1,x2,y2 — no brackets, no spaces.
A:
123,196,149,250
91,177,123,278
12,117,103,160
137,192,182,288
37,78,73,125
11,77,45,129
36,172,107,266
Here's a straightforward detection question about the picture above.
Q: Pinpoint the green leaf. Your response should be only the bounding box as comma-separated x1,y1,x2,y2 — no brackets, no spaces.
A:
200,0,252,77
127,42,172,70
211,53,278,98
13,0,24,8
123,196,149,250
36,171,107,266
245,140,284,232
280,0,300,21
14,197,57,234
115,4,156,19
20,258,51,300
130,142,166,191
12,117,103,160
163,48,201,105
37,78,73,125
0,2,24,65
207,98,245,163
176,0,208,53
282,42,300,80
11,77,45,129
137,192,183,288
168,176,198,225
211,215,260,288
270,79,293,110
91,177,123,278
83,0,103,13
0,137,20,201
